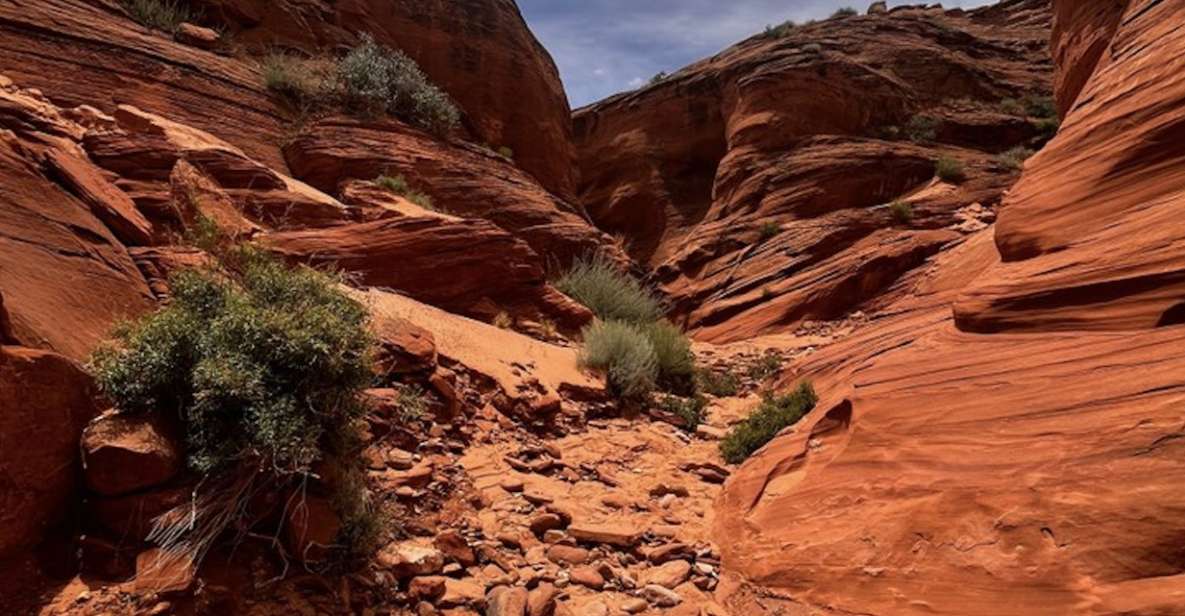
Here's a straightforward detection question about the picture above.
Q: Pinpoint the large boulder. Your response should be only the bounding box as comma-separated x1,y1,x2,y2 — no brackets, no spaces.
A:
0,346,101,558
81,411,184,497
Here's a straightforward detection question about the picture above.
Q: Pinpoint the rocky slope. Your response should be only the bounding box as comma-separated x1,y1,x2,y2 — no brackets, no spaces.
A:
5,0,1185,615
575,0,1053,343
714,1,1185,614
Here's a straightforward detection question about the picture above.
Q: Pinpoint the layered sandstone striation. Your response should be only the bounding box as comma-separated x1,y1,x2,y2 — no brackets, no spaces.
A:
575,1,1053,343
715,2,1185,614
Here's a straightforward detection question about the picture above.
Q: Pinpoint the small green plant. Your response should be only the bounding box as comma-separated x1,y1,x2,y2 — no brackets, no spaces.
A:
720,382,818,463
579,320,658,400
747,352,783,382
556,255,664,325
649,71,669,85
261,53,336,111
1032,117,1060,141
492,311,514,330
497,146,515,160
998,98,1026,116
935,155,966,183
763,20,796,38
832,7,859,18
640,320,695,394
889,200,914,225
905,115,938,142
121,0,192,33
393,383,429,422
658,394,708,432
996,146,1034,170
757,221,781,242
697,368,740,397
374,174,434,210
1022,95,1057,119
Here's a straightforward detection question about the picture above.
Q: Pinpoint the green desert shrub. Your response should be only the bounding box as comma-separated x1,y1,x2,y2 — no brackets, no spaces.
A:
747,351,784,382
697,367,740,397
374,174,434,210
497,146,515,160
996,146,1034,170
832,7,859,18
640,320,695,393
261,35,460,135
758,221,781,242
121,0,192,33
578,320,658,400
1023,95,1057,119
720,382,818,463
90,248,375,475
889,200,914,224
935,155,966,183
556,255,664,325
659,394,708,432
649,72,669,85
905,115,939,142
337,34,460,134
1032,117,1060,141
763,20,796,38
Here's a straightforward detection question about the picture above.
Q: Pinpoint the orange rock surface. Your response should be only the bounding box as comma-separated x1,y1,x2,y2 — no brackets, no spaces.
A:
714,2,1185,614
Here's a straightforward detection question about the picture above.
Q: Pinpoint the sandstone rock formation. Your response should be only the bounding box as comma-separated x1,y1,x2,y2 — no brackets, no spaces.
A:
0,346,101,558
714,2,1185,614
575,1,1053,343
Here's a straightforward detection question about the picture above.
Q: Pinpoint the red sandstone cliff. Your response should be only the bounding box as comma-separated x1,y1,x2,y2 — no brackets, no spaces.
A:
714,2,1185,614
575,1,1054,344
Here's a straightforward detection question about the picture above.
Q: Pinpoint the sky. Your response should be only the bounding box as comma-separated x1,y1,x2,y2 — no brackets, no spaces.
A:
518,0,998,108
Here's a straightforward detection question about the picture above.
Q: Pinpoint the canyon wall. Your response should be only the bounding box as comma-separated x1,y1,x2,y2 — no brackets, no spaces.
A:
574,1,1054,343
715,1,1185,614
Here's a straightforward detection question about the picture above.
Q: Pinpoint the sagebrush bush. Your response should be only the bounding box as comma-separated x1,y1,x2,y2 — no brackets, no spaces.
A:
261,35,460,135
720,382,818,463
697,368,740,397
935,156,966,183
497,146,515,160
374,174,434,210
90,248,374,475
1023,95,1057,119
556,255,664,325
337,34,461,134
997,146,1034,170
579,320,658,399
640,320,695,394
889,200,913,225
121,0,191,33
832,7,859,18
1032,117,1060,141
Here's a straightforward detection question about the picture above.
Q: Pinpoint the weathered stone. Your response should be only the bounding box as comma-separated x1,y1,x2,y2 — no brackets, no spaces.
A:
568,566,604,590
377,543,445,580
435,529,477,567
409,576,447,602
568,523,640,548
641,584,682,607
486,585,528,616
545,545,591,566
526,582,558,616
82,411,183,497
643,560,691,589
133,548,195,595
284,495,341,562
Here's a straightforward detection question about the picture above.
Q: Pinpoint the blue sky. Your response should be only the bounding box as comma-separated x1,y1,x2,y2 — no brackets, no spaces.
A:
518,0,997,108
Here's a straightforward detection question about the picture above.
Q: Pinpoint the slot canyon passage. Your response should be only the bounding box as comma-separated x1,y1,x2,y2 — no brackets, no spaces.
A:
1,0,1185,614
